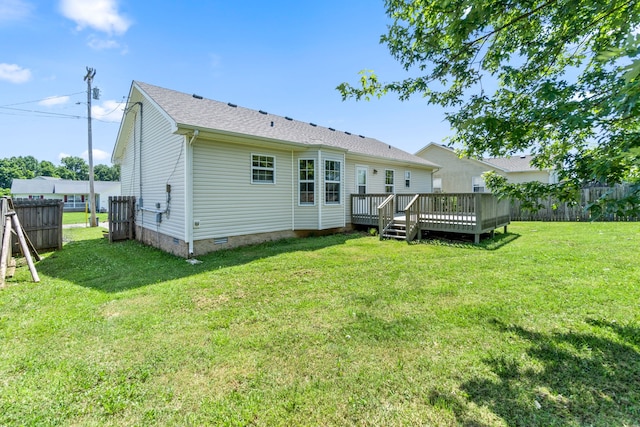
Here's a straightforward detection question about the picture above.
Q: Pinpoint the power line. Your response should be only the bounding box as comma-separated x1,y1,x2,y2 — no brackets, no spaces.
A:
0,91,85,108
0,106,82,119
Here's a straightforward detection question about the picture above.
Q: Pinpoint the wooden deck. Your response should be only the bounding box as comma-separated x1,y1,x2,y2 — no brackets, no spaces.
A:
351,193,510,243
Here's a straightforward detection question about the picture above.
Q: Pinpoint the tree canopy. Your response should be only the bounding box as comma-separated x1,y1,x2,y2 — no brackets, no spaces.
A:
0,156,120,193
339,0,640,216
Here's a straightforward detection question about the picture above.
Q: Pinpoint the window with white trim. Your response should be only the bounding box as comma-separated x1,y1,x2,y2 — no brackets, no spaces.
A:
385,169,395,193
404,171,411,188
433,177,442,193
299,159,315,205
251,154,275,183
356,167,367,194
472,176,486,193
325,160,341,204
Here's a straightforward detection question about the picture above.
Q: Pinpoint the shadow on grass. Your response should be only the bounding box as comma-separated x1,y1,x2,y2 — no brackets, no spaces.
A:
439,319,640,426
37,231,363,293
412,230,520,250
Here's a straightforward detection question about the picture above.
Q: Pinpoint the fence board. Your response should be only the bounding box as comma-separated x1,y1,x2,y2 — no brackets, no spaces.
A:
109,196,136,242
11,198,64,253
510,185,639,221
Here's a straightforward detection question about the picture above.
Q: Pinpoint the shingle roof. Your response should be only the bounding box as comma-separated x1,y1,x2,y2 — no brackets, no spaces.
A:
134,81,438,168
483,155,541,172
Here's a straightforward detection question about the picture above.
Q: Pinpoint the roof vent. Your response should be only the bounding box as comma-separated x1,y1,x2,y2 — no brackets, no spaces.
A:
285,116,293,121
192,94,203,99
227,102,237,108
345,131,351,135
310,123,317,127
520,155,527,158
328,127,335,131
359,135,365,138
259,110,268,115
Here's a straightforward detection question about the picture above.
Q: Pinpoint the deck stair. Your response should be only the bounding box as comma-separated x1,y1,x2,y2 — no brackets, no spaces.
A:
382,220,407,240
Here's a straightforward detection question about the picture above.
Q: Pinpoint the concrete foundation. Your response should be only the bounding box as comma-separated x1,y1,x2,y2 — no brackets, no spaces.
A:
135,225,352,258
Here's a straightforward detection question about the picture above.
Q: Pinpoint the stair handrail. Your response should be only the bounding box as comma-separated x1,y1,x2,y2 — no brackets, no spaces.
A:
377,194,395,239
404,194,420,241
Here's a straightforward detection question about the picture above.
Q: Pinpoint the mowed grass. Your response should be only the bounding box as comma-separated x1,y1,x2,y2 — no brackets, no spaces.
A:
1,222,639,426
63,211,107,225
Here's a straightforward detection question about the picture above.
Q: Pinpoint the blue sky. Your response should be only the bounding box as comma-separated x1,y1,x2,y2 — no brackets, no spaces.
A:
1,0,453,165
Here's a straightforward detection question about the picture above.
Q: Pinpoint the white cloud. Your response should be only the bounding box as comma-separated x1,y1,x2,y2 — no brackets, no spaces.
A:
58,152,71,161
0,0,33,24
0,63,32,83
39,95,70,107
87,36,120,50
81,148,110,162
60,0,131,35
92,100,125,123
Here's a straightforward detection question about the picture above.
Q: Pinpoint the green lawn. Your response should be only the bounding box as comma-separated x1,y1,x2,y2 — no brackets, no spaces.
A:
63,211,107,225
1,222,639,426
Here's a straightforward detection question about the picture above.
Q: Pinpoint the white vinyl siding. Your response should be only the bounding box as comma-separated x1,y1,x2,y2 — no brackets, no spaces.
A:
193,140,293,239
120,97,186,240
344,157,434,225
318,151,345,229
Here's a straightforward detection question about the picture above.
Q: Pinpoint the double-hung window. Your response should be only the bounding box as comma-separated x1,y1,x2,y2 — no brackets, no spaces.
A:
325,160,341,204
252,154,275,184
299,159,315,205
385,169,395,193
433,178,442,193
472,176,486,193
404,171,411,188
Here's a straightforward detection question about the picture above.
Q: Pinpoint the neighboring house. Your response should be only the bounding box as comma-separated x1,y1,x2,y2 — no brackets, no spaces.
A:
10,176,121,212
415,143,557,193
111,81,439,257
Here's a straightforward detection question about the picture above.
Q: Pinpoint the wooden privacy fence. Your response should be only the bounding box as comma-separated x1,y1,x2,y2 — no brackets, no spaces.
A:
109,196,136,242
510,185,639,221
11,198,64,252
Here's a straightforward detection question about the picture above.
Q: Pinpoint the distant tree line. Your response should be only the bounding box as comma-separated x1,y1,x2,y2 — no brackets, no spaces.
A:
0,156,120,196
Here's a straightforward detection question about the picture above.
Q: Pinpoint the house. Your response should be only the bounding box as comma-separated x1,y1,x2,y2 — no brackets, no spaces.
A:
415,143,557,193
10,176,121,212
111,81,440,257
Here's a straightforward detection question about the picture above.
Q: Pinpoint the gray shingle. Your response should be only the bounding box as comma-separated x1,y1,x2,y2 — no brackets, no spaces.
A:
135,81,438,168
483,155,540,172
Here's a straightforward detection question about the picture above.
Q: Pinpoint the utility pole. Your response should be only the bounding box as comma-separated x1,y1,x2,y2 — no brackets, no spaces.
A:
84,67,97,227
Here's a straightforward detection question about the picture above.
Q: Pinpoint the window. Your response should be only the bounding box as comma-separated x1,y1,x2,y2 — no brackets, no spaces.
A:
251,154,275,183
356,167,367,194
404,171,411,188
433,178,442,193
385,169,395,193
299,159,315,205
325,160,341,204
472,176,486,193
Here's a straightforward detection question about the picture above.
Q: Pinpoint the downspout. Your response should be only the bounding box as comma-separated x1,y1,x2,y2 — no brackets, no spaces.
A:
291,150,295,231
186,130,199,256
318,149,322,229
342,152,346,227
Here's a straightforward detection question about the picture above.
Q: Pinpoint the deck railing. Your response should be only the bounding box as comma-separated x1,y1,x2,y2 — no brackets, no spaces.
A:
351,194,390,226
351,192,510,243
404,194,421,241
377,194,396,238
